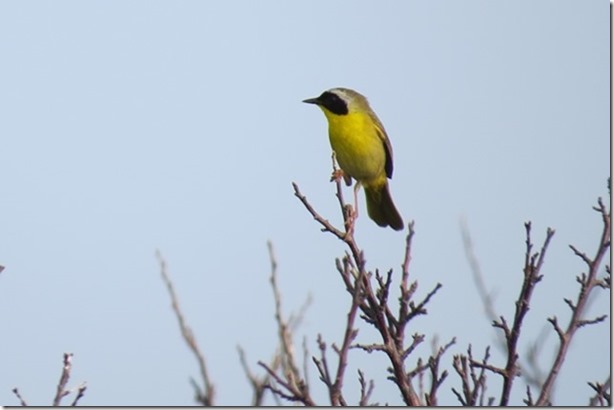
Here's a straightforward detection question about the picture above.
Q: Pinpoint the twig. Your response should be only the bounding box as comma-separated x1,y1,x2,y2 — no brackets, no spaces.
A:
53,353,74,406
497,223,554,405
267,242,302,388
293,176,431,406
522,325,550,391
156,250,214,406
258,361,315,406
240,284,311,403
12,388,28,406
70,383,87,406
524,384,534,405
256,242,314,405
13,354,86,406
452,345,493,406
358,369,376,405
328,264,365,405
460,218,499,325
424,338,455,405
312,335,333,391
536,197,610,405
237,346,269,406
588,376,611,406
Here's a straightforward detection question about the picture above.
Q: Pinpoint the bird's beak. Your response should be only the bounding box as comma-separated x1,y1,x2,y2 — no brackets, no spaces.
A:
302,97,320,105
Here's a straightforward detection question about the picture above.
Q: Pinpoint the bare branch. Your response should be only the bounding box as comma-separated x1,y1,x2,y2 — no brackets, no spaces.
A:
569,244,592,266
267,242,302,389
12,388,27,406
255,242,315,405
524,385,534,405
588,376,611,406
156,250,214,405
293,176,424,405
402,333,426,361
547,316,565,341
460,218,499,324
424,338,455,405
53,353,74,406
292,182,347,240
353,342,387,353
357,369,376,406
258,361,315,406
536,195,611,405
69,383,87,406
326,265,366,405
237,346,269,406
313,335,333,391
495,223,554,406
576,314,608,328
453,345,496,406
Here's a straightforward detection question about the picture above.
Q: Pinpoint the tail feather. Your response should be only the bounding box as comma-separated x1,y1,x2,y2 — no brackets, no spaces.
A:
364,183,404,231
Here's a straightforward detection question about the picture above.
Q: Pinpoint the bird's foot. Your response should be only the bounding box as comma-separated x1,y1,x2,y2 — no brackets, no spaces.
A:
330,168,345,183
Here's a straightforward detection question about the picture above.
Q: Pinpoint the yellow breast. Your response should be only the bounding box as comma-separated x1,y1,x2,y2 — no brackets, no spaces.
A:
323,110,387,184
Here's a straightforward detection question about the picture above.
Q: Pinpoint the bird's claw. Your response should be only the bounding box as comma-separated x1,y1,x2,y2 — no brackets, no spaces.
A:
330,168,345,183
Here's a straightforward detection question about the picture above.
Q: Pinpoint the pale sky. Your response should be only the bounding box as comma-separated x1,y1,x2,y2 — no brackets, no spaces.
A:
0,0,609,406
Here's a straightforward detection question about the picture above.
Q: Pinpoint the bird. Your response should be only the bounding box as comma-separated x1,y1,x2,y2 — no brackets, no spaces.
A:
303,87,404,231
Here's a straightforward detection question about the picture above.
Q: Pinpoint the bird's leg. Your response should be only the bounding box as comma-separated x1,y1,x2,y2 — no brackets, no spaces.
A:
352,180,361,220
329,152,352,186
330,151,342,182
341,181,361,238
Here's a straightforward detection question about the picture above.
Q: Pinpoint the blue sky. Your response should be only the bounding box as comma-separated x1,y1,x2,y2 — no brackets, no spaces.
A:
0,0,609,406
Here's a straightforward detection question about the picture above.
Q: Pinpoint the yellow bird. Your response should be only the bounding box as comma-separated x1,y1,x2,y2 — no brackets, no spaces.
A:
303,87,404,231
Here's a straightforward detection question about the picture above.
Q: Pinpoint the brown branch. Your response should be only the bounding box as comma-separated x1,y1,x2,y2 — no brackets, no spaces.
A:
453,345,495,406
536,196,611,405
424,338,455,405
156,250,214,406
469,359,507,378
357,369,376,405
399,221,416,327
292,182,347,240
237,345,269,406
588,376,611,406
242,283,311,403
524,385,534,405
293,175,426,405
312,335,333,392
53,352,73,406
256,242,314,405
496,223,554,405
69,383,87,406
258,361,315,406
460,218,499,325
353,342,387,353
267,242,303,389
13,354,86,406
292,151,454,406
576,314,607,328
462,219,545,392
522,325,550,390
402,333,426,361
12,388,27,406
327,264,366,405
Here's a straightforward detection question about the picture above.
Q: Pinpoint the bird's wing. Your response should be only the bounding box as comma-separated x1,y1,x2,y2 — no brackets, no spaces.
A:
369,111,394,179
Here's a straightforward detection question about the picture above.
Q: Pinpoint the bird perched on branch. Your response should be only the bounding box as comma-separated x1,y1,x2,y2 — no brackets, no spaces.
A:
303,87,404,231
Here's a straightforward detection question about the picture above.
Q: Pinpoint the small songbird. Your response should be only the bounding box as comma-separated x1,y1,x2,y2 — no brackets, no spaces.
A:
303,87,404,231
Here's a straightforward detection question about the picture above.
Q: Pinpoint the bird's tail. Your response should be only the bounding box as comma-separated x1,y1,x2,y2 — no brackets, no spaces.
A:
364,182,404,231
